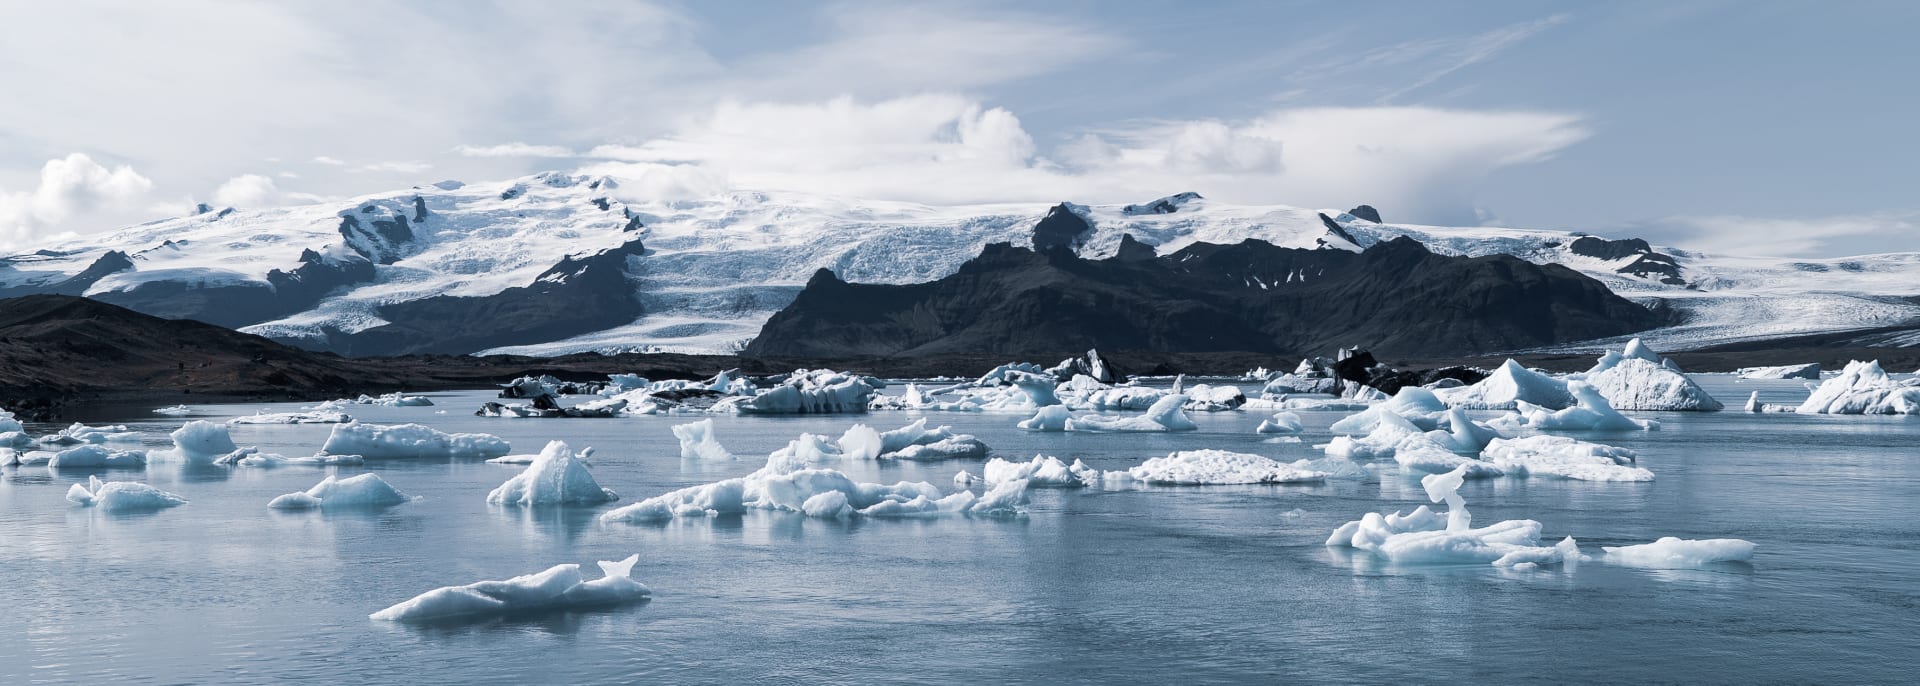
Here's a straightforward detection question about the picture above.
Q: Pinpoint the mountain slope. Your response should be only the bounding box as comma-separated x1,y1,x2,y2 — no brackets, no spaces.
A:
744,237,1665,357
3,176,1918,356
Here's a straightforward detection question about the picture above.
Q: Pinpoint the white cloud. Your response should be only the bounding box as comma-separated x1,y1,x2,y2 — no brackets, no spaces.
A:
1636,213,1920,257
0,153,153,246
310,156,347,166
354,161,433,174
211,174,280,207
583,96,1587,221
454,143,576,158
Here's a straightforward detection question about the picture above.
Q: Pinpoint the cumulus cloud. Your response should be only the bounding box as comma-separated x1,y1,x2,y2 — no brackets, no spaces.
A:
454,143,577,158
310,156,347,166
211,174,280,207
1630,212,1920,257
582,95,1587,221
355,161,433,174
0,153,153,246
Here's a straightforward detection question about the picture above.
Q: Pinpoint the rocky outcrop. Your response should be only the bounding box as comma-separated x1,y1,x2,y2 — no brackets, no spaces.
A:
1122,192,1202,216
1031,203,1092,253
744,236,1666,358
1113,234,1157,262
1347,205,1382,223
1568,236,1685,285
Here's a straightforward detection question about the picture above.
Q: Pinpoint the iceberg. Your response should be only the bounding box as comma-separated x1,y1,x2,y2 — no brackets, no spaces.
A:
213,448,365,467
40,422,140,445
66,475,188,511
1575,340,1721,411
1017,405,1072,431
1796,360,1920,414
1737,363,1820,380
320,422,510,460
370,554,651,623
1065,394,1198,432
671,419,733,461
1601,537,1756,568
982,455,1098,487
0,407,22,434
1328,387,1450,433
228,410,353,425
150,421,240,463
486,441,618,506
1482,435,1652,482
1119,449,1329,485
836,419,989,461
269,473,413,510
1255,411,1304,434
735,369,877,414
1181,384,1246,411
1434,360,1574,410
314,392,435,408
1508,382,1659,431
44,445,148,469
153,404,193,416
1326,464,1582,567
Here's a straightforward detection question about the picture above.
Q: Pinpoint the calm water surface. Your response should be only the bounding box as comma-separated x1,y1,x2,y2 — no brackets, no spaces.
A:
1,376,1915,684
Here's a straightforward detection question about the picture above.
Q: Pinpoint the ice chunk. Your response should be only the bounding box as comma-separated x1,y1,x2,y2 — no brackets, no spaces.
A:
1737,363,1820,380
0,407,21,434
671,419,733,461
370,554,650,622
1434,360,1574,410
1329,387,1450,433
269,473,413,509
837,418,989,460
486,440,618,505
1122,449,1328,485
153,404,193,417
214,448,365,467
967,479,1030,516
44,445,147,469
1018,405,1072,432
1796,360,1920,414
41,422,140,445
1065,394,1198,432
66,475,187,511
1326,464,1581,567
1513,382,1659,431
1182,384,1246,411
1255,411,1304,434
320,422,510,460
953,470,978,488
736,369,877,414
983,455,1098,487
1601,537,1756,568
1391,439,1507,478
150,421,240,463
1482,435,1652,482
228,411,352,425
1577,340,1721,411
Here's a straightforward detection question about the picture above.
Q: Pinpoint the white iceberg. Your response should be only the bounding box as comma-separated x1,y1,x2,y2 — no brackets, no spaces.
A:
982,455,1098,487
1737,363,1820,380
1181,384,1246,411
44,445,147,469
40,422,140,445
1434,360,1574,410
1018,405,1072,432
153,404,193,417
735,369,877,414
1601,537,1756,568
1482,435,1652,482
1065,394,1198,432
671,419,733,461
836,419,989,461
1796,360,1920,414
269,473,413,509
214,448,365,467
1326,464,1581,567
66,475,188,511
0,407,21,433
228,410,353,425
1575,340,1721,411
1495,382,1658,432
1118,449,1329,485
1255,411,1304,434
150,421,240,463
486,440,618,506
370,554,650,623
1329,387,1450,433
320,422,510,460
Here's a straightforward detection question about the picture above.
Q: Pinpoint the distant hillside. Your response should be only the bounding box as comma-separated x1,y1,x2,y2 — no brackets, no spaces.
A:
744,236,1669,358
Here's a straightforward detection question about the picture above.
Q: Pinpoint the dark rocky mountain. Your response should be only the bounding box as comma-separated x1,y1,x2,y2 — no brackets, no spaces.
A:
1567,236,1685,285
1030,203,1092,252
744,236,1668,358
1347,205,1383,223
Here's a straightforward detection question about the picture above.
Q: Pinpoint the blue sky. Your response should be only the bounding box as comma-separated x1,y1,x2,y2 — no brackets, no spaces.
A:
0,0,1914,256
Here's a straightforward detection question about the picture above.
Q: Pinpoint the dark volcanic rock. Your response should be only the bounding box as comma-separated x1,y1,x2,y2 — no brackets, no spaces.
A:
1568,236,1686,285
1122,192,1202,216
1617,253,1685,285
1347,205,1382,223
333,238,647,356
338,204,416,264
1113,234,1157,262
1318,213,1361,247
744,236,1665,358
1031,203,1092,253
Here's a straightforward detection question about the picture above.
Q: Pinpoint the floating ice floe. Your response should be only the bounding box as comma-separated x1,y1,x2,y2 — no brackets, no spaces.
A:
1795,360,1920,414
1329,387,1451,433
1326,464,1582,567
486,441,618,506
1113,449,1331,485
38,422,140,446
982,455,1098,487
1064,394,1198,432
149,421,240,463
1181,384,1246,411
1497,382,1658,432
836,418,990,461
1482,435,1652,482
1255,411,1304,434
228,410,352,425
320,422,511,460
672,419,733,460
1018,405,1072,431
315,392,434,409
601,434,1027,523
153,405,193,417
66,475,188,511
1572,339,1721,411
1434,360,1575,410
269,473,413,510
43,445,148,469
1737,363,1820,380
1742,391,1796,413
369,554,650,623
733,369,877,414
1601,537,1756,568
0,408,22,434
213,448,365,467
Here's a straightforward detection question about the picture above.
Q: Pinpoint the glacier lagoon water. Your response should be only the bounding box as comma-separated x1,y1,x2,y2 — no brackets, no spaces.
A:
2,377,1916,684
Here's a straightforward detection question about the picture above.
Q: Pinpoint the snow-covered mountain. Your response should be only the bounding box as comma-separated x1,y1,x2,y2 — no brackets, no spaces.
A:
1,171,1916,356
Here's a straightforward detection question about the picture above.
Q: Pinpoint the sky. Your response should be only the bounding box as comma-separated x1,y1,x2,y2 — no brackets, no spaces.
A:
0,0,1915,257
